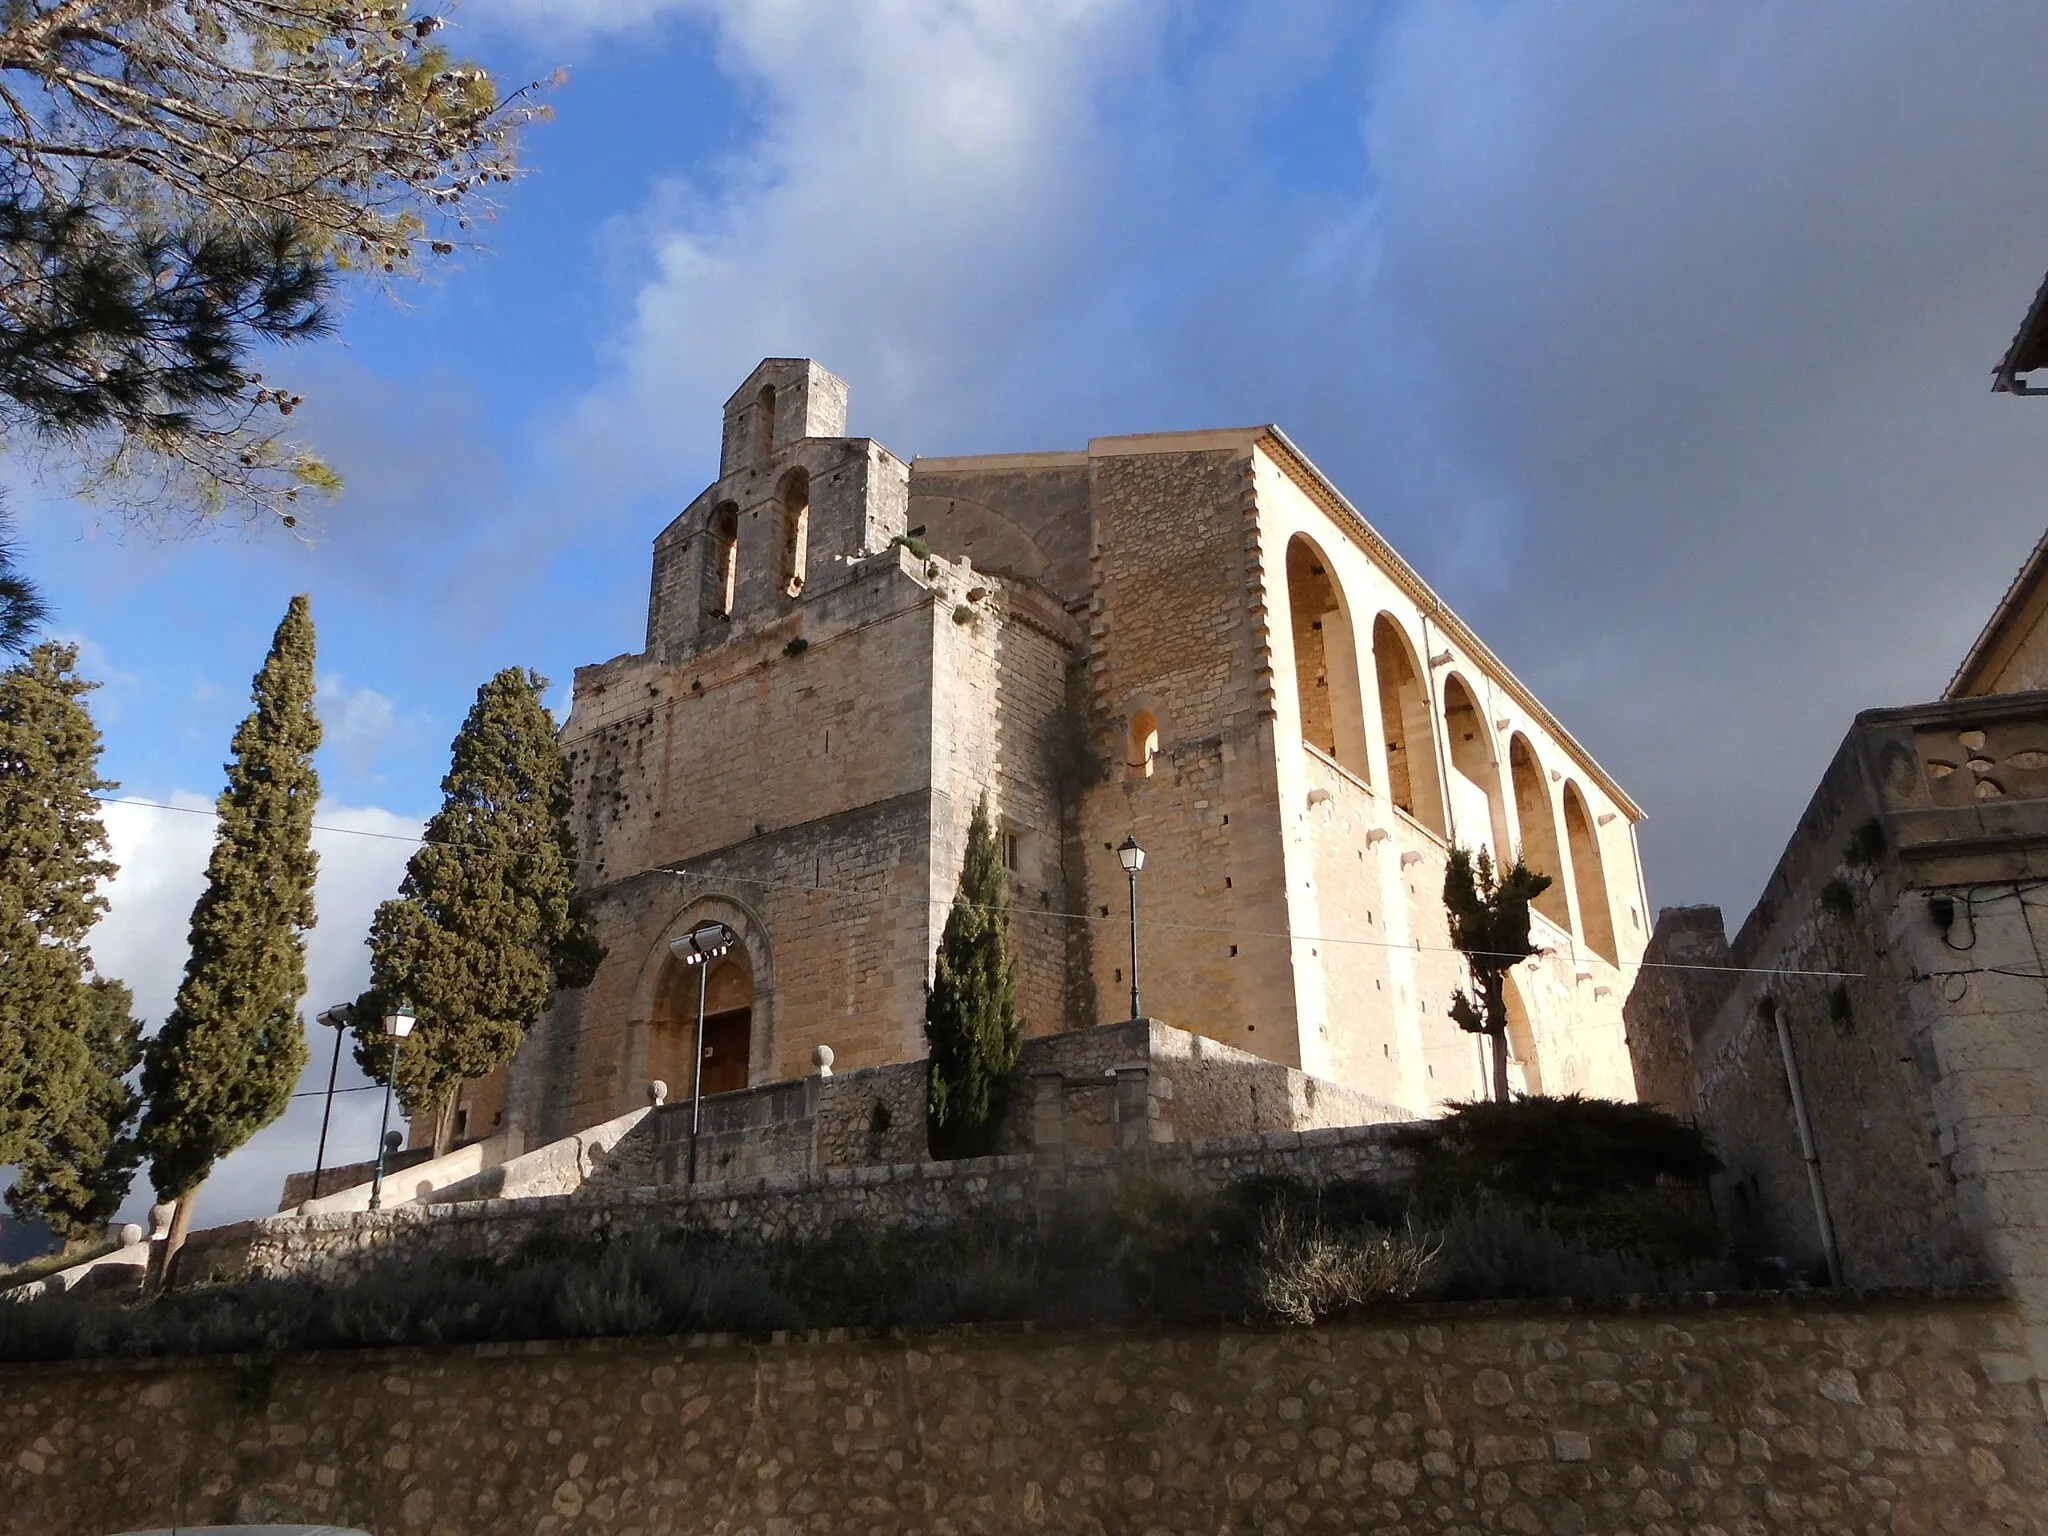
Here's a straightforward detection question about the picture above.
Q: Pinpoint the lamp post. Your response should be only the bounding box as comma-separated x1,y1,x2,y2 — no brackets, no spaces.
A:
309,1002,355,1199
668,921,737,1183
1118,835,1145,1021
367,1000,416,1212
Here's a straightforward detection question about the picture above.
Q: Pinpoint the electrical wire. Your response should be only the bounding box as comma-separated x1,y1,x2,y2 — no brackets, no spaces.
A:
93,792,1862,981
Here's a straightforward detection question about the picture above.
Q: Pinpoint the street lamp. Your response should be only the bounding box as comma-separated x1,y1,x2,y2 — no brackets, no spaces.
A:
668,921,737,1183
1118,835,1145,1021
367,1000,415,1212
309,1002,355,1199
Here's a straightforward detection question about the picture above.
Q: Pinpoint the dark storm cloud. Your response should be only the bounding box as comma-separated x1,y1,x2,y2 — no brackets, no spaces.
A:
1331,2,2048,921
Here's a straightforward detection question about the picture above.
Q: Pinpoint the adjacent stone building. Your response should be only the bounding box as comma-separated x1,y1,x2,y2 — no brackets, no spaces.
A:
444,360,1645,1152
1626,531,2048,1402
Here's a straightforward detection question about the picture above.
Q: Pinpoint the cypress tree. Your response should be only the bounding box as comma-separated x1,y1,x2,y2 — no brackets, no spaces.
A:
925,796,1020,1160
1444,845,1553,1102
355,668,598,1154
141,594,320,1247
0,642,115,1171
6,977,143,1248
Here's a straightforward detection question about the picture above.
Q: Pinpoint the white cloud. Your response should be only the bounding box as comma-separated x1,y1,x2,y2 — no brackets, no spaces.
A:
559,0,1153,493
88,795,422,1228
317,671,400,780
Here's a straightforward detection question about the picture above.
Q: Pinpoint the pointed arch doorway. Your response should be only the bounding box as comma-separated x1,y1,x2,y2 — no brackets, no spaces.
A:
651,947,755,1098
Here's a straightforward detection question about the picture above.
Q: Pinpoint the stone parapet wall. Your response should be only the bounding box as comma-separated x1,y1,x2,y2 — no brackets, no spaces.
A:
535,1018,1411,1200
4,1293,2042,1535
277,1147,435,1212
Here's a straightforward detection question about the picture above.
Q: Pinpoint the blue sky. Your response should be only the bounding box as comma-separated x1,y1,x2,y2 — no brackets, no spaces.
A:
12,0,2048,1227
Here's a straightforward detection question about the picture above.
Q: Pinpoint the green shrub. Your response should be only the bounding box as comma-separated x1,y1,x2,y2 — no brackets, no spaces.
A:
1395,1094,1725,1266
0,1158,1737,1364
1398,1094,1722,1209
1431,1197,1735,1301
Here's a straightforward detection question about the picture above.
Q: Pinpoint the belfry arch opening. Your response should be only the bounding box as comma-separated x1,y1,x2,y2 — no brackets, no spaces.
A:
704,501,738,621
1371,615,1445,835
1441,674,1507,859
1508,734,1570,930
1285,536,1369,781
778,467,810,598
1562,782,1618,964
651,944,755,1099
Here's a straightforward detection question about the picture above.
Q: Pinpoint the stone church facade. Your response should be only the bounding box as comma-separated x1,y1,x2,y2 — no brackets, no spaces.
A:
456,360,1645,1150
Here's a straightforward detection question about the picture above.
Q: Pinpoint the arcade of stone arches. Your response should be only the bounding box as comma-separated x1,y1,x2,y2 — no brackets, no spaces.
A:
1278,532,1620,966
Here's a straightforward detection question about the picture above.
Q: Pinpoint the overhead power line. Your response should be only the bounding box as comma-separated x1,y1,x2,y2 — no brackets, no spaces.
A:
93,792,1862,981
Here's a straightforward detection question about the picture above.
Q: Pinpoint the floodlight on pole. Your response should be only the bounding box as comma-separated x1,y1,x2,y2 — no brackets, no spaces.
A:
668,922,737,1183
368,1000,416,1213
1117,836,1145,1021
309,1002,355,1200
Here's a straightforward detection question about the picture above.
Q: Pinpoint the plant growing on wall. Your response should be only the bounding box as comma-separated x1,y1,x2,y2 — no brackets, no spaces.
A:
141,595,321,1252
925,796,1020,1159
354,668,601,1155
1443,845,1552,1102
0,643,115,1179
7,978,144,1249
1045,662,1110,808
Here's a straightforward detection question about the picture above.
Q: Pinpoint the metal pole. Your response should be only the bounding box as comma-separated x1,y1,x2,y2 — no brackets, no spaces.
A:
310,1021,345,1200
1771,1001,1843,1287
1127,866,1142,1021
688,955,709,1184
369,1035,401,1213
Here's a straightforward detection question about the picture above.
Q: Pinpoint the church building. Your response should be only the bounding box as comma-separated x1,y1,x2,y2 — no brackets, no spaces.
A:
456,360,1646,1150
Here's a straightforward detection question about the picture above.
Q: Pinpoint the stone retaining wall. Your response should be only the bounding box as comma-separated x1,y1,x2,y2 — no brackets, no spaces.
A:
2,1293,2042,1534
172,1122,1415,1286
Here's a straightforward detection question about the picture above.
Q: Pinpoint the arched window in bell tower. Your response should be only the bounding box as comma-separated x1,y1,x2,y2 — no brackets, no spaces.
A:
778,466,810,597
705,501,739,621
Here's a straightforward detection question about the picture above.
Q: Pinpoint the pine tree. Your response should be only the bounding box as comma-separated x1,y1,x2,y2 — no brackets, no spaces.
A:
925,797,1020,1160
140,594,320,1247
1444,845,1553,1103
0,2,544,528
6,978,144,1248
355,668,597,1154
0,642,115,1171
0,508,48,655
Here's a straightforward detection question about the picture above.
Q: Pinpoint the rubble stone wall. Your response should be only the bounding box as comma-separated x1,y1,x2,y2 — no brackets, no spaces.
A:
4,1294,2043,1536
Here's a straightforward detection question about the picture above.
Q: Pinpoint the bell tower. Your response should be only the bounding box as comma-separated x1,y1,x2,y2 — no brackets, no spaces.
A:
645,359,906,661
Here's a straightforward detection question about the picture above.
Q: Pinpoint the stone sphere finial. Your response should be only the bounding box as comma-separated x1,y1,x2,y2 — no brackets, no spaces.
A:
813,1044,835,1078
648,1079,669,1106
118,1222,144,1248
147,1202,175,1240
